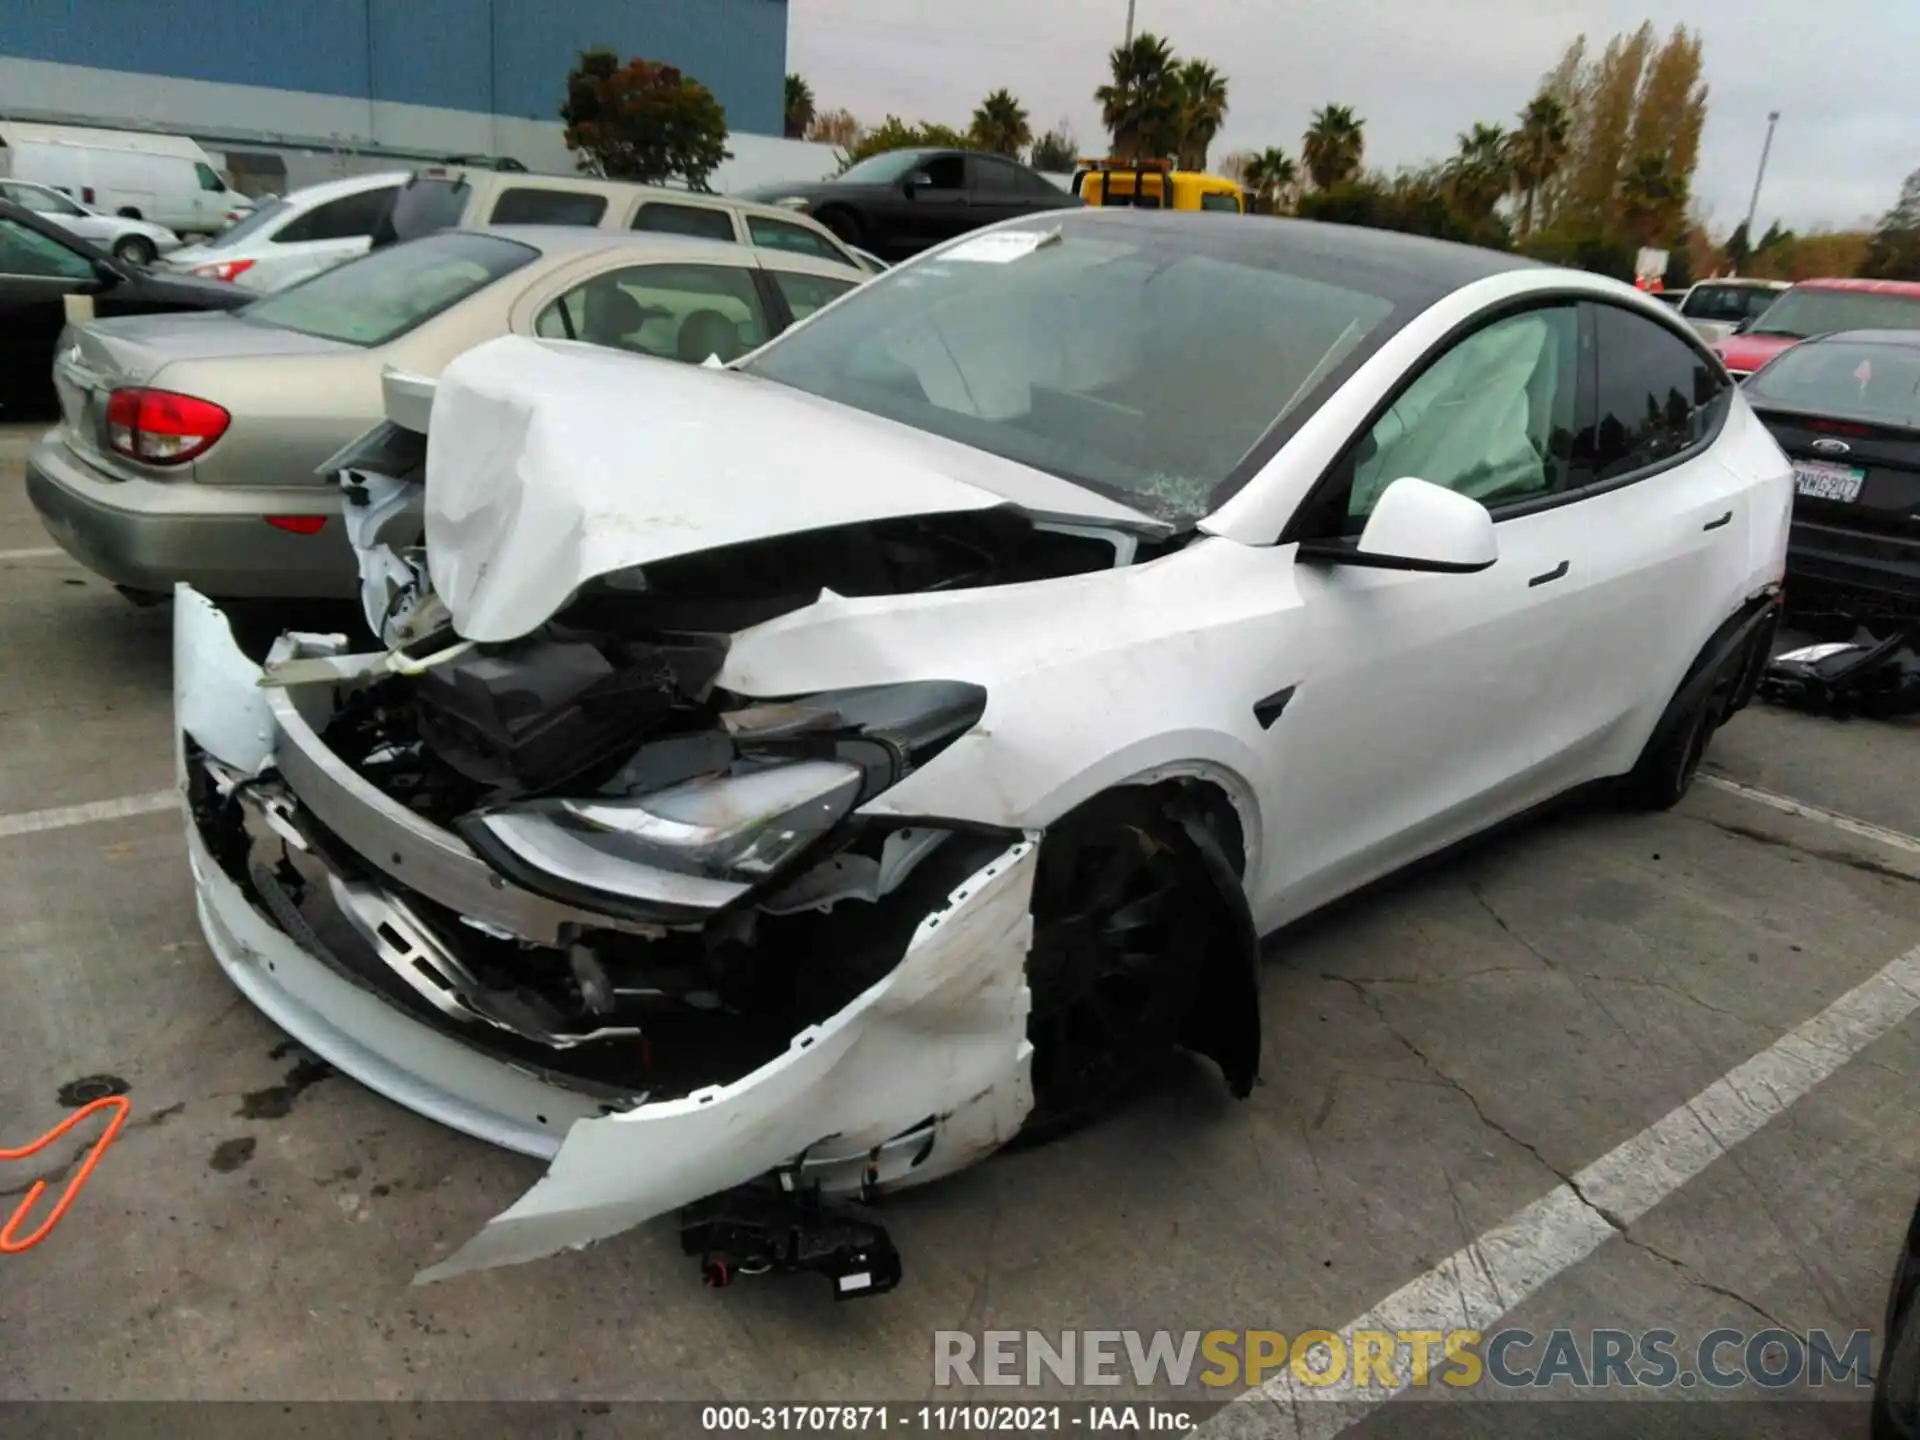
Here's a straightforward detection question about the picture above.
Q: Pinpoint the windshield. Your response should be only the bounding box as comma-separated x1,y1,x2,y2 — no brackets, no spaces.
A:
198,198,290,251
1745,340,1920,429
1749,287,1920,339
742,220,1400,523
834,151,935,186
242,231,535,346
1682,284,1777,322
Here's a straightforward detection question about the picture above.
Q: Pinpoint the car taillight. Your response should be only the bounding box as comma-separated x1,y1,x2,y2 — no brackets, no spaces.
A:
104,388,231,465
1808,418,1875,437
264,515,327,534
191,258,255,282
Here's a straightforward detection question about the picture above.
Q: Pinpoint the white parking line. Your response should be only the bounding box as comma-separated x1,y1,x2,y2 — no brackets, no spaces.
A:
1704,773,1920,857
0,546,66,562
0,789,178,841
1203,941,1920,1438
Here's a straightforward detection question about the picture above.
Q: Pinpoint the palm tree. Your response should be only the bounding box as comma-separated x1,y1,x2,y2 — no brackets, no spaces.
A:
1620,151,1687,248
1241,147,1299,215
1446,122,1512,221
784,74,816,141
1095,31,1180,159
1503,92,1571,240
970,88,1032,159
1173,60,1230,171
1301,104,1365,190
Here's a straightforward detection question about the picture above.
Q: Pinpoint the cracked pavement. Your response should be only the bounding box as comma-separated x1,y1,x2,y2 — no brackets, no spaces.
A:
2,421,1918,1425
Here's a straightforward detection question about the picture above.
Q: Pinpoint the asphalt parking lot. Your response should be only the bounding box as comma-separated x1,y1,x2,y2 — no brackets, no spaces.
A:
2,417,1918,1433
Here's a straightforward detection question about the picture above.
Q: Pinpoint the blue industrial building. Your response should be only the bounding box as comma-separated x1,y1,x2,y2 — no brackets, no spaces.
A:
0,0,789,171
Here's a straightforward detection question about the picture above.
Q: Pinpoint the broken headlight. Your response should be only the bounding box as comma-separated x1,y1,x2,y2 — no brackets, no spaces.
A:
465,760,864,916
459,680,987,922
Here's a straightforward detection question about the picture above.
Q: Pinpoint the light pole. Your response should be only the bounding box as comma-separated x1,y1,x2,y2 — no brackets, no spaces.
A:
1124,0,1137,47
1742,110,1781,244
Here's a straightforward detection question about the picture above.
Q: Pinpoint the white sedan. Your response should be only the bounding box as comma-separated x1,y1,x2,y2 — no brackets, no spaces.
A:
0,178,182,265
176,210,1791,1293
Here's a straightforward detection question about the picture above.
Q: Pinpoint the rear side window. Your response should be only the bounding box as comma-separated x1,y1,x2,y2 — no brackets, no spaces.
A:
1589,304,1728,481
745,215,848,264
771,269,857,321
276,187,398,244
632,202,736,242
535,261,770,365
380,176,471,244
243,231,535,346
490,188,608,226
1200,191,1242,213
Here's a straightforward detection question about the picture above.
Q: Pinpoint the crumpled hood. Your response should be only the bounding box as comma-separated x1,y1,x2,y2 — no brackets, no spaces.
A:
422,335,1162,642
1713,331,1799,374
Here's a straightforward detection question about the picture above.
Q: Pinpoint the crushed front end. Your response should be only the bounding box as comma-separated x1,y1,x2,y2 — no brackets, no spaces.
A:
176,585,1039,1286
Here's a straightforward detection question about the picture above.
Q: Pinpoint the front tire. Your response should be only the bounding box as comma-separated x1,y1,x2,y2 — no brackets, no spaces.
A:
1018,790,1222,1144
113,235,157,266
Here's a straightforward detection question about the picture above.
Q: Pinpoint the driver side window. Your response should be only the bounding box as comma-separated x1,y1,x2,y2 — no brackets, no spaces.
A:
1344,304,1581,530
921,155,966,191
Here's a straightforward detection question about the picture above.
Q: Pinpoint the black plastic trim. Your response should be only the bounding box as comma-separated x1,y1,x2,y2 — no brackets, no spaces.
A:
1295,539,1494,574
1528,560,1570,587
1253,686,1296,730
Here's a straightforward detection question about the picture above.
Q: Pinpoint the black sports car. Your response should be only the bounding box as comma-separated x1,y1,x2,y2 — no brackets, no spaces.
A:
737,147,1081,262
0,198,249,418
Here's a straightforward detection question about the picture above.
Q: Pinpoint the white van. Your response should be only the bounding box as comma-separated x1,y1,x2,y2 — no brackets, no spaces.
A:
0,122,252,238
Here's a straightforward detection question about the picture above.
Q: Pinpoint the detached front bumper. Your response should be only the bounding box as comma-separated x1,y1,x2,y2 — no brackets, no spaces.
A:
175,587,1038,1282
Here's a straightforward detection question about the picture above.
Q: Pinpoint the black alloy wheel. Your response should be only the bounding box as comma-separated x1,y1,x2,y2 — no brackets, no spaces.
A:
1019,791,1218,1143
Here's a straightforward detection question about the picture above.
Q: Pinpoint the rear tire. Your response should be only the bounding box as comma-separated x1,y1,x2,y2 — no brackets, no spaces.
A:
113,235,157,266
1621,635,1754,811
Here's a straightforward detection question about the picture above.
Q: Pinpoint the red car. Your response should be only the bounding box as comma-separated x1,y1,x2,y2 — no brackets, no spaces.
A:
1713,277,1920,379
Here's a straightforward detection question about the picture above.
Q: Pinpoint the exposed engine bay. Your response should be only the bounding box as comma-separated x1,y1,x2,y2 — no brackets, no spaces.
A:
189,505,1142,1103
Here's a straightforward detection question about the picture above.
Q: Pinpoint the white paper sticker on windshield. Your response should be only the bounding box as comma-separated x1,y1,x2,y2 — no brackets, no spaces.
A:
943,230,1056,264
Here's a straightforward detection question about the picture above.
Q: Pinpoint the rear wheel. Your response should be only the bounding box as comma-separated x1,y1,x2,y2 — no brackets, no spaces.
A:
1622,636,1754,810
113,235,157,266
1018,791,1220,1144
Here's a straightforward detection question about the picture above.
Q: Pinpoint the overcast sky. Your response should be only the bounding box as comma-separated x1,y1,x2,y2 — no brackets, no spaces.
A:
787,0,1915,236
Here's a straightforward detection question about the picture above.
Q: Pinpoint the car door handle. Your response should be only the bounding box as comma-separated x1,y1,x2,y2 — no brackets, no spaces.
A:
1528,560,1570,587
1702,510,1733,531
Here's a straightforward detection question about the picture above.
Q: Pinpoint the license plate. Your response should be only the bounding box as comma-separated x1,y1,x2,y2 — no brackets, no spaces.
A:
1792,459,1865,503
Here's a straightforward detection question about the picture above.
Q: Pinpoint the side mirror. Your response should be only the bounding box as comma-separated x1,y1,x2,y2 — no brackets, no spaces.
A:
91,257,126,287
1296,476,1498,574
903,172,934,195
1731,317,1754,336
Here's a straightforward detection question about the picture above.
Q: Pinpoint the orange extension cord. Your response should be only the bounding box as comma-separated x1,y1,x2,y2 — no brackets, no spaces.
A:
1,1095,130,1253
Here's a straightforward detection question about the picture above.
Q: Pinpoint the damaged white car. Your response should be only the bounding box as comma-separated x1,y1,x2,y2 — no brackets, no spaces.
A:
175,211,1791,1293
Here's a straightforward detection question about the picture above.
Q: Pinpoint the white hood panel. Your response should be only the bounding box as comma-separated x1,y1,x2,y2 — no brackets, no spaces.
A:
422,337,1159,642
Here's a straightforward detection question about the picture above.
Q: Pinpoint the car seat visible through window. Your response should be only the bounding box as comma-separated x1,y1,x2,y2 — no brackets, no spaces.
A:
677,308,742,365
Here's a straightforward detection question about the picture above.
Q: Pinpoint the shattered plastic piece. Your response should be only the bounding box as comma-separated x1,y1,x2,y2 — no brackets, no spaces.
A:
1760,626,1920,718
174,585,274,775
